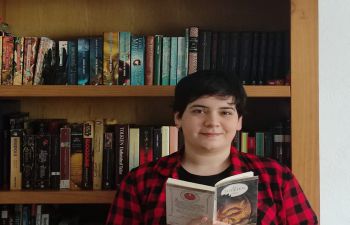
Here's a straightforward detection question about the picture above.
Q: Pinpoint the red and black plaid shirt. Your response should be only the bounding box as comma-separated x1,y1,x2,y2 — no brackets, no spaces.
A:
106,147,318,225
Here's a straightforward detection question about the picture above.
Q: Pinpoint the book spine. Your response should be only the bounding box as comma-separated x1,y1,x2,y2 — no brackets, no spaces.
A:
153,35,162,85
240,132,248,153
161,37,171,85
33,37,50,85
265,32,275,84
22,134,35,189
139,127,153,165
102,132,114,189
161,126,170,157
239,32,253,84
176,37,186,83
145,35,154,85
130,35,145,86
129,128,140,171
152,127,162,161
13,37,24,85
115,124,129,187
70,123,83,190
59,127,71,189
82,121,94,189
184,28,189,75
217,32,229,72
10,129,22,190
250,32,260,85
1,36,14,85
247,135,256,155
169,37,178,86
257,32,268,84
272,31,283,82
67,40,78,85
1,130,10,190
93,119,104,190
169,126,178,154
77,38,90,85
118,32,131,85
56,41,68,85
42,39,56,85
50,135,60,189
228,32,240,76
89,37,103,85
210,31,218,71
34,135,51,189
0,36,2,83
198,31,211,71
188,27,199,75
103,32,119,85
255,132,265,157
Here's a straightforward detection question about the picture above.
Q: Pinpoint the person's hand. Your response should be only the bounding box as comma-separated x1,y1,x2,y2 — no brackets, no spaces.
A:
186,216,229,225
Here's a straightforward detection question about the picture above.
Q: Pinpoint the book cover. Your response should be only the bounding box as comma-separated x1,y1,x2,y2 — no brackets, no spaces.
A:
89,37,103,85
166,172,258,225
67,40,78,85
145,35,154,86
102,131,115,190
217,32,229,73
118,31,131,85
33,37,55,85
169,37,178,86
50,134,61,190
13,37,24,85
10,129,23,190
82,121,94,189
55,41,68,85
210,31,218,71
130,35,145,86
257,32,267,85
228,32,240,77
176,37,186,83
103,32,119,85
153,35,163,85
161,37,171,85
1,35,14,85
152,127,162,161
77,38,90,85
250,32,260,85
129,127,140,170
198,30,211,71
161,126,170,157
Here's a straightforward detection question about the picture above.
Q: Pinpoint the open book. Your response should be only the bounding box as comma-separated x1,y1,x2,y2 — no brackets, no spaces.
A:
166,171,258,225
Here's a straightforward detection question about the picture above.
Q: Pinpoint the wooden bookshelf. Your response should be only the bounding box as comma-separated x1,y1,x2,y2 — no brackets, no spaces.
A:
0,191,115,204
0,85,290,98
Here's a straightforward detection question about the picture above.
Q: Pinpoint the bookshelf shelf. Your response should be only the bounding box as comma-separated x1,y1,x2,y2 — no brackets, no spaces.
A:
0,85,290,98
0,191,115,204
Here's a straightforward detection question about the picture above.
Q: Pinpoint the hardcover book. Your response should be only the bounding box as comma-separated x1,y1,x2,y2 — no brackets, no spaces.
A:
103,32,119,85
153,35,163,85
161,37,171,85
188,27,199,75
166,172,258,225
145,36,155,85
130,35,145,86
115,124,129,186
77,38,90,85
176,37,186,83
169,37,178,85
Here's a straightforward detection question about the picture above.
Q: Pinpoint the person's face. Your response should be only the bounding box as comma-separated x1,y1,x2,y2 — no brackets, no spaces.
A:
174,95,242,154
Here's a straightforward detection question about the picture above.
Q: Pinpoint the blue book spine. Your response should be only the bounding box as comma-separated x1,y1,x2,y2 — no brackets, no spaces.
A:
67,40,77,85
177,37,186,83
170,37,178,86
78,38,90,85
118,32,131,85
161,37,171,86
89,37,103,85
184,28,189,76
131,36,145,86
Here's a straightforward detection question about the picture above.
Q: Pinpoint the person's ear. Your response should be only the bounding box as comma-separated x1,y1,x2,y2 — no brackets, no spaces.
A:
236,116,243,131
174,112,182,128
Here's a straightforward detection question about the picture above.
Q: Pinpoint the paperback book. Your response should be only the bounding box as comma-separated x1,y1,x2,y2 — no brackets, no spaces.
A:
166,171,258,225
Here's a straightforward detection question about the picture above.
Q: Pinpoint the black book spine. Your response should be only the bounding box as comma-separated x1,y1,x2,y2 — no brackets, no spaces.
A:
22,134,35,190
257,32,268,84
152,127,162,161
272,32,283,81
115,124,129,187
228,32,240,76
34,135,51,189
265,32,276,83
50,135,60,189
239,32,253,85
198,31,212,71
0,130,10,190
82,121,94,190
250,32,260,85
210,32,218,71
217,32,229,72
55,41,68,85
102,132,115,190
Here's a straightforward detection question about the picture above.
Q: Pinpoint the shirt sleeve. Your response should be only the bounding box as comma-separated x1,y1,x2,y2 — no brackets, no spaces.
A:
282,167,318,225
105,172,142,225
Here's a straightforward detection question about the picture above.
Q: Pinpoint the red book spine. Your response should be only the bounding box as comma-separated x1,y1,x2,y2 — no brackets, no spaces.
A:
60,127,71,189
1,36,14,85
247,136,256,155
139,127,153,165
145,36,154,85
82,121,94,190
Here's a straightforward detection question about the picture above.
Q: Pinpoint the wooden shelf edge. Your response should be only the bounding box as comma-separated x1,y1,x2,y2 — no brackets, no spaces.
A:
0,191,115,204
0,85,290,98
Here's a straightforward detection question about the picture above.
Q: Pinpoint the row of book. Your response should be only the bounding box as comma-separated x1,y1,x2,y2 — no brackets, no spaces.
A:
0,113,181,191
0,27,289,86
0,204,106,225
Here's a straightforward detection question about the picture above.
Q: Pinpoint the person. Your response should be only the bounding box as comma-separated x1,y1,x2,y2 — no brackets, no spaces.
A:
106,71,318,225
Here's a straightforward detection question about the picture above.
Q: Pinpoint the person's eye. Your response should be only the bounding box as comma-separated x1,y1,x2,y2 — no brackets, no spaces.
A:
221,111,233,116
191,109,205,114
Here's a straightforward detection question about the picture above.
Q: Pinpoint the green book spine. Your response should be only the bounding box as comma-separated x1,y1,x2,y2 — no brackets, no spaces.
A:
170,37,178,86
255,132,265,157
153,35,163,85
161,37,171,85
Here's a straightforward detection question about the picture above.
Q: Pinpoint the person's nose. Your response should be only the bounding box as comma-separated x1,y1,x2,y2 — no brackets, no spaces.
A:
203,112,220,127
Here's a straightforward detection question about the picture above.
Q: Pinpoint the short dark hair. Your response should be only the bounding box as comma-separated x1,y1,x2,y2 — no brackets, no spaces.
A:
173,71,247,118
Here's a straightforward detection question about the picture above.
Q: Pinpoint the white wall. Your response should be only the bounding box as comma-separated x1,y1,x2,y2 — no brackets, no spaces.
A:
319,0,350,224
